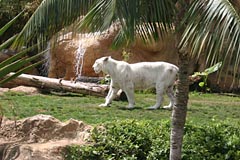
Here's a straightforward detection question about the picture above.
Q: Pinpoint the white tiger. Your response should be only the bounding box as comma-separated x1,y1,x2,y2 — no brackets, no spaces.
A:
92,56,178,110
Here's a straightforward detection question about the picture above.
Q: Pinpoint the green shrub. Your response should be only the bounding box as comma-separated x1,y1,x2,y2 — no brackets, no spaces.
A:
63,120,240,160
183,122,240,160
64,120,170,160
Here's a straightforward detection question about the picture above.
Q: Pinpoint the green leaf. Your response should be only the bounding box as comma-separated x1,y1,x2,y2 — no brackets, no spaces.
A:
0,45,37,69
79,0,175,49
0,49,47,79
192,72,207,77
204,62,222,74
13,0,96,49
199,82,205,88
0,11,23,37
0,60,45,86
0,35,18,51
180,0,240,84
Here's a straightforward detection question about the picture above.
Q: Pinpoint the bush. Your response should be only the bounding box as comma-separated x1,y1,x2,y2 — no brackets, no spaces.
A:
183,122,240,160
63,120,240,160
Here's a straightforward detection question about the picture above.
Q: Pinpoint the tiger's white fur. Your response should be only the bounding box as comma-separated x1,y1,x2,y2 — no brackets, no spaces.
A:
92,56,178,109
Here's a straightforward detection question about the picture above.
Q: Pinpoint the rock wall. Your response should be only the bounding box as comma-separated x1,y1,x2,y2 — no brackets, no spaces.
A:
48,27,239,92
49,28,195,78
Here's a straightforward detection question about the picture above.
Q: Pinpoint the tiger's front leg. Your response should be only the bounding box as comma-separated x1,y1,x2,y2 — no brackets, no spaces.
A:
99,85,119,107
123,82,135,109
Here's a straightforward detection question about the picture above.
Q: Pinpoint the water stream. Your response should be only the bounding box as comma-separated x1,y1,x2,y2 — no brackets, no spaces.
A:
75,42,86,80
40,41,51,76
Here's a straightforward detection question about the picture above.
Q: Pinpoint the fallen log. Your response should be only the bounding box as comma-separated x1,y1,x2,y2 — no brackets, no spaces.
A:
3,73,109,97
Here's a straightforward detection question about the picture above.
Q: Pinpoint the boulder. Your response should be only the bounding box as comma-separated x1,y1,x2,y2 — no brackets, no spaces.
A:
0,86,40,95
9,86,39,94
0,88,9,95
0,115,93,160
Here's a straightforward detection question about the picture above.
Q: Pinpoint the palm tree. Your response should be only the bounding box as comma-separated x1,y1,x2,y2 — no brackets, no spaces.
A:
12,0,240,159
0,10,48,127
0,11,46,86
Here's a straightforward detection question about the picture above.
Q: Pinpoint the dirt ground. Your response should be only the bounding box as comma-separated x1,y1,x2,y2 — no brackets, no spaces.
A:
0,114,93,160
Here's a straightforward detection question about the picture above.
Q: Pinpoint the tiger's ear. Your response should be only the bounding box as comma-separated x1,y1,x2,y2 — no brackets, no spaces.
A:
103,57,109,61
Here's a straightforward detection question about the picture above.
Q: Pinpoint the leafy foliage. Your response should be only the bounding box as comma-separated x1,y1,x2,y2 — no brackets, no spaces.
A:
0,0,40,43
64,120,170,160
191,62,222,91
79,0,175,48
0,48,46,85
0,11,48,124
12,0,96,48
64,120,240,160
180,0,240,82
183,121,240,160
0,13,47,86
12,0,176,49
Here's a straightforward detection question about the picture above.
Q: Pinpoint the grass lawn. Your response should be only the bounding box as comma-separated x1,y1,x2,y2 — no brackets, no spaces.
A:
0,91,239,125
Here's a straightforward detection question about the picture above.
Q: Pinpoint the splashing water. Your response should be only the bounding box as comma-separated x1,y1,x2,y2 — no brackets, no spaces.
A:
75,42,86,80
41,41,51,76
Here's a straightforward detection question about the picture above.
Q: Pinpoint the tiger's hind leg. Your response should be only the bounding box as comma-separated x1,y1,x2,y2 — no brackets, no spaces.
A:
147,84,164,110
163,86,175,110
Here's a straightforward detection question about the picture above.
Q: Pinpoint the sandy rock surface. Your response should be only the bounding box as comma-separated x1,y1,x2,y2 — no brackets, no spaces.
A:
0,114,93,160
0,86,40,95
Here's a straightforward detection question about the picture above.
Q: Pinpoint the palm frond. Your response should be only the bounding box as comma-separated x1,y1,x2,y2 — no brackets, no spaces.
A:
0,45,37,68
0,11,23,37
179,0,240,85
12,0,96,49
0,11,22,50
0,49,47,79
0,34,18,51
79,0,175,48
79,0,117,32
0,60,45,85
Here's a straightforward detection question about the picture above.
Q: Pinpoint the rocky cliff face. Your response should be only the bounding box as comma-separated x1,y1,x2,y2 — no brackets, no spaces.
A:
49,30,194,78
48,27,239,92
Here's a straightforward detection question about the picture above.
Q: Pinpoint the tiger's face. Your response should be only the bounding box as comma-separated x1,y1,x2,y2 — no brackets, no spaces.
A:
92,57,109,74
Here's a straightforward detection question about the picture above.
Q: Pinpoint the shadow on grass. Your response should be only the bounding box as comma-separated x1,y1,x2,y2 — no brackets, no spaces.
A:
117,106,143,110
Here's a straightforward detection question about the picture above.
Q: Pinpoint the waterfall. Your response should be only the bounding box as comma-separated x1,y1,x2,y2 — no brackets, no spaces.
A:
41,41,51,76
75,42,86,80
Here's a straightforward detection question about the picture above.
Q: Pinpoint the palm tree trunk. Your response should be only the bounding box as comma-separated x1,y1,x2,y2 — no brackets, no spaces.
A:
170,51,189,160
